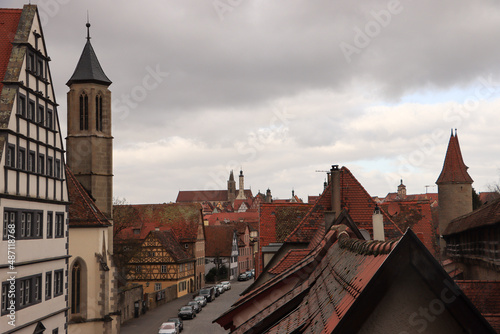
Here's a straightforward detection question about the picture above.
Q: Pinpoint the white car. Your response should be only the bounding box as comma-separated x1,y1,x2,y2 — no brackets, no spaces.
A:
158,322,178,334
221,281,231,291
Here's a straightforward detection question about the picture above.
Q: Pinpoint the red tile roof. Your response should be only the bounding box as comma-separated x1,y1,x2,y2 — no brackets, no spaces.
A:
457,280,500,333
379,199,438,256
285,167,402,244
267,249,309,275
207,211,259,226
67,166,110,228
443,197,500,235
204,225,236,257
114,203,203,243
176,189,252,203
0,8,22,93
436,131,473,184
149,230,193,262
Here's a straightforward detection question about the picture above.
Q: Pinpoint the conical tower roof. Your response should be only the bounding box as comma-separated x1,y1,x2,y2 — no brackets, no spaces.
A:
436,130,473,184
66,23,111,86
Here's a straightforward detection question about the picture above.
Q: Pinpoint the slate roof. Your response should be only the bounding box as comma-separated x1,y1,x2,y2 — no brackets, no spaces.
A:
67,166,110,227
147,230,192,262
436,131,473,184
66,36,111,86
443,197,500,235
0,8,22,93
205,225,236,257
114,203,203,243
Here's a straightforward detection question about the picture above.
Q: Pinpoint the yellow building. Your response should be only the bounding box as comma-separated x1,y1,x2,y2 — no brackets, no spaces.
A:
127,231,195,297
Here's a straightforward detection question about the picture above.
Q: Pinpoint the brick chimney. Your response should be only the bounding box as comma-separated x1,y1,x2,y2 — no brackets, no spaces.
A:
325,165,341,231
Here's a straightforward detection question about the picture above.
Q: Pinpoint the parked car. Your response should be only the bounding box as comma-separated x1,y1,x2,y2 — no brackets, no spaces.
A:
221,281,231,291
238,273,248,281
167,317,183,332
187,301,201,313
245,270,253,279
194,296,207,307
199,286,216,302
158,322,178,334
216,284,225,294
178,306,196,320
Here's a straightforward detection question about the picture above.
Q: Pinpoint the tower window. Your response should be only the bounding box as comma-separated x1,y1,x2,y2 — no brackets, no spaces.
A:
79,93,89,130
96,95,103,131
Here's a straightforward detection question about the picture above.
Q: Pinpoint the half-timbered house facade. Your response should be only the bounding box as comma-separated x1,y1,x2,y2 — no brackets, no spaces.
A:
0,5,69,333
127,231,195,297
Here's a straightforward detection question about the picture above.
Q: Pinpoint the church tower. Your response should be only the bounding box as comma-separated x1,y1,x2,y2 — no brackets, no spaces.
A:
436,130,473,250
66,22,113,219
236,169,246,200
228,170,236,203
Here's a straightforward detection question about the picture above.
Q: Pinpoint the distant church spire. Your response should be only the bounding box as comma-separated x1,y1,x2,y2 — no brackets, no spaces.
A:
86,12,91,41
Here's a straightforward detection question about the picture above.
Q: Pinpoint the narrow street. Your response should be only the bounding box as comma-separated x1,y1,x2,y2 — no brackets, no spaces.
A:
120,279,253,334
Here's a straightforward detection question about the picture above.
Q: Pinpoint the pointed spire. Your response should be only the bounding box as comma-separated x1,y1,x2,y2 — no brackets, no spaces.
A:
436,130,473,184
66,19,111,86
86,11,91,41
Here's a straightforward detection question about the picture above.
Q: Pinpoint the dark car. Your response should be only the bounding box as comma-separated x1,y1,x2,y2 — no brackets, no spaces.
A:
199,286,216,302
178,306,196,320
187,301,201,313
238,273,248,281
167,317,183,332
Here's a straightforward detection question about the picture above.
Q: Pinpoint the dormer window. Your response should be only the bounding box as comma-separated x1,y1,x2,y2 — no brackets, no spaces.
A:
79,93,88,130
133,229,140,235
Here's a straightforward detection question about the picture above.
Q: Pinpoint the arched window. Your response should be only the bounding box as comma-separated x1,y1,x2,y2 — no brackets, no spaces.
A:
71,262,81,314
95,95,103,131
79,93,89,130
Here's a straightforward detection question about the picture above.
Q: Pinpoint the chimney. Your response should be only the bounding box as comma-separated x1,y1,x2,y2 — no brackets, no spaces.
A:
372,205,385,241
331,165,341,219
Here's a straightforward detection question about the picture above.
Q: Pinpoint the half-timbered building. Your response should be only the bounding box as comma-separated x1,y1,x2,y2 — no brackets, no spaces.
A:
127,231,195,297
0,5,69,333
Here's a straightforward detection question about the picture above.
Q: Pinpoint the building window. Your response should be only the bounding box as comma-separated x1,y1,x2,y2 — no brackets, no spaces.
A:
47,109,53,129
18,147,25,170
55,159,61,179
79,93,89,130
35,213,42,238
96,95,103,131
71,262,81,314
28,151,36,173
135,265,141,273
47,212,53,238
17,274,42,310
133,229,140,235
54,270,63,297
155,283,162,291
2,211,15,240
47,157,53,177
45,271,52,300
161,265,167,273
38,105,44,126
1,282,8,314
28,53,35,72
28,100,36,121
37,59,44,78
6,145,15,168
34,276,42,302
18,94,26,117
55,213,64,238
38,154,45,174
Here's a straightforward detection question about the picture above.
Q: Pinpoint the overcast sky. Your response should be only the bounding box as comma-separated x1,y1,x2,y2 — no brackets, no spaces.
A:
5,0,500,204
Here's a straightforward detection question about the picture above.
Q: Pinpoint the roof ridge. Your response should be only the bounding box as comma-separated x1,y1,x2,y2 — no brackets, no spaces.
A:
338,232,397,256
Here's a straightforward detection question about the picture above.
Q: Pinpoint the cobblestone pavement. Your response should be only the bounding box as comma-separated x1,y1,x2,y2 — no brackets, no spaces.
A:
120,279,253,334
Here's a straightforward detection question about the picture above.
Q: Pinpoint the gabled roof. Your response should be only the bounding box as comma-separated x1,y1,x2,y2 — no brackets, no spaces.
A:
114,203,203,243
267,249,309,275
436,131,473,184
285,167,402,244
0,8,22,93
207,211,259,226
176,189,253,203
66,34,111,86
205,225,236,257
145,230,192,263
215,221,495,333
443,197,500,235
67,166,110,227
